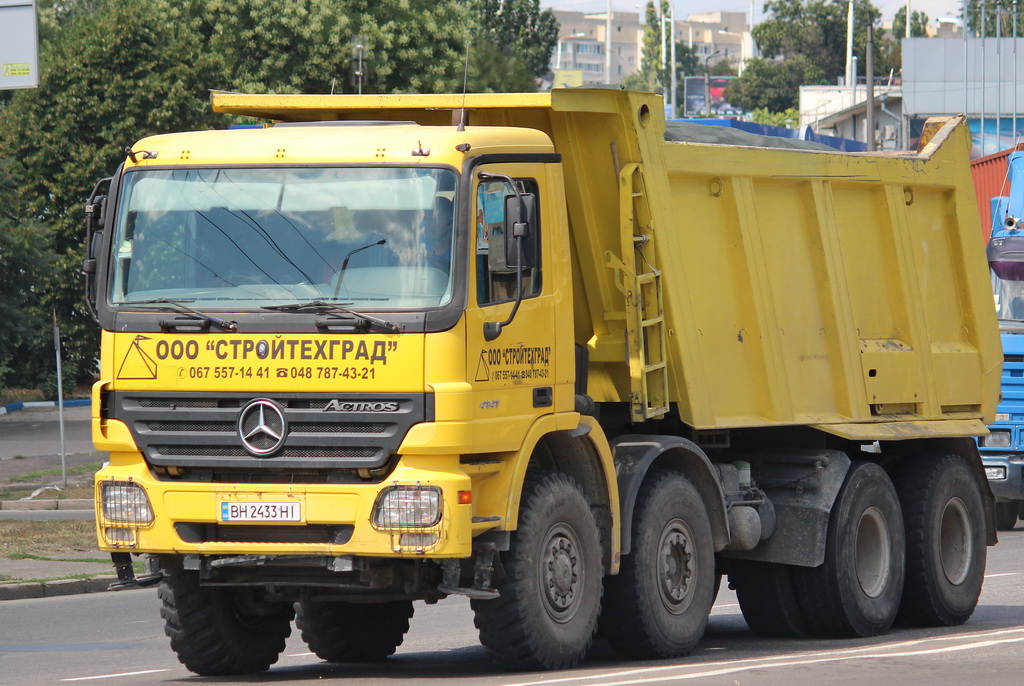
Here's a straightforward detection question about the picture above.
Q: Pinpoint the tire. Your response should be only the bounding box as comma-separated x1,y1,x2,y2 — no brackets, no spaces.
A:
601,471,715,659
994,501,1018,531
471,471,602,670
730,559,807,638
159,570,294,676
893,453,987,626
295,600,414,662
794,461,905,638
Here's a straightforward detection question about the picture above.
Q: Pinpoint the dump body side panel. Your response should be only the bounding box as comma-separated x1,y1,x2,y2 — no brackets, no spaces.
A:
211,89,1001,435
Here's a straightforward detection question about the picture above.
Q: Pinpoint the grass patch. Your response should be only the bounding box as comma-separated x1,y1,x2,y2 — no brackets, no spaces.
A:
0,388,46,404
7,463,102,484
0,484,93,501
0,573,111,585
9,553,110,564
0,520,99,558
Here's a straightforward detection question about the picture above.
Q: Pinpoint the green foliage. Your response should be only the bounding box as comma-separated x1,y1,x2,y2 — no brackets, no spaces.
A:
468,0,557,90
0,220,54,389
0,0,560,392
724,56,826,113
965,1,1024,36
709,60,737,77
635,1,672,93
749,107,801,129
892,7,929,38
754,0,881,84
676,42,699,77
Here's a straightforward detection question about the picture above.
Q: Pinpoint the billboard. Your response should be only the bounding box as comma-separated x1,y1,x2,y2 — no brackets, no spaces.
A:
683,75,743,118
0,1,39,90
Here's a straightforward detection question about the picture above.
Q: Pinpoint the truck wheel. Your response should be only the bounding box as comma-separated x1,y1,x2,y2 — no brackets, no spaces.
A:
295,599,414,662
471,471,602,670
794,461,905,638
730,560,807,638
994,502,1018,531
601,471,714,659
893,453,986,626
159,570,293,676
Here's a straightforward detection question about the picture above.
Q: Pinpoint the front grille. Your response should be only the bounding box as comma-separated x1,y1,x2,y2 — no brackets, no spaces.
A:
111,391,432,471
175,522,354,544
153,445,378,458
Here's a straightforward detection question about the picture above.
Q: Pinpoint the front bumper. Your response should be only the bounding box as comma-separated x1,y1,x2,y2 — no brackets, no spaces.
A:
94,454,473,558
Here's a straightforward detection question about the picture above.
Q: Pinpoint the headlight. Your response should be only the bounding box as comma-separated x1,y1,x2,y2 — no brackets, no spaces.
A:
101,481,154,524
985,466,1008,480
981,430,1012,448
373,485,441,528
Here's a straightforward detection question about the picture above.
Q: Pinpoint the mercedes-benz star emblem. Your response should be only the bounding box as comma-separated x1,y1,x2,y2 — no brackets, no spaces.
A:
237,399,287,457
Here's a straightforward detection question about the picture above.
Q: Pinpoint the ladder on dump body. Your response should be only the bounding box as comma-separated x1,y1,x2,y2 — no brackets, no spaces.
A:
606,162,670,422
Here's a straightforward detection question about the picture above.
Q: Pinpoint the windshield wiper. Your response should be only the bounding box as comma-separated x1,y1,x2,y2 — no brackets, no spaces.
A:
121,298,238,332
262,300,402,333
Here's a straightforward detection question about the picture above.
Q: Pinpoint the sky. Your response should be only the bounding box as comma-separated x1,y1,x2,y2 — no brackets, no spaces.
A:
540,1,966,24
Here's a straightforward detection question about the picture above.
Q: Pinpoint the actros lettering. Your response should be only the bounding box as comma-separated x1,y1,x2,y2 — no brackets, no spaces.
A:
322,400,401,413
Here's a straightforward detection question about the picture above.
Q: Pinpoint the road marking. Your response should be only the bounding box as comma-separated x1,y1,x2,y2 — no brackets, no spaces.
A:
61,669,170,682
286,651,316,658
984,572,1020,578
504,628,1024,686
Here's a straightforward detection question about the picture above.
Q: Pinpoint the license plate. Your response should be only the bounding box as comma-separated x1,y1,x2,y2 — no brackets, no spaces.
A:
220,501,301,522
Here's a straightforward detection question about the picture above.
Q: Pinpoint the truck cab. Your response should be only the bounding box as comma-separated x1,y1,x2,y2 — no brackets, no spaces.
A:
982,205,1024,530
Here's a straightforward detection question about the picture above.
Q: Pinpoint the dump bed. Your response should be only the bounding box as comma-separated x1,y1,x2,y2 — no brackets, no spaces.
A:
213,88,1001,438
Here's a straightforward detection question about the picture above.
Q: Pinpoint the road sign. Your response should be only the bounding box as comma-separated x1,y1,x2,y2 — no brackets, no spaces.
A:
0,1,39,91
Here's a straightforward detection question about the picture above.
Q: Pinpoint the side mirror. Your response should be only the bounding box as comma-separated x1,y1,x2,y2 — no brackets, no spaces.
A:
503,193,537,269
84,178,112,322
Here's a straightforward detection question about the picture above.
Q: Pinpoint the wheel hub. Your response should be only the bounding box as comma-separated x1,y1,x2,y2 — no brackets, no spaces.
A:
541,523,584,623
659,519,695,614
940,497,972,585
855,506,891,598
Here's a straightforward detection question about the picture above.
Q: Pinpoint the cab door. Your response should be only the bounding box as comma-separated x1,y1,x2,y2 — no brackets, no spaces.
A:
464,162,567,451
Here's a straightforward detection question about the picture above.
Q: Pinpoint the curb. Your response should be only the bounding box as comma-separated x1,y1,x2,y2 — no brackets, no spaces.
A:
0,399,91,417
0,575,119,601
0,498,92,511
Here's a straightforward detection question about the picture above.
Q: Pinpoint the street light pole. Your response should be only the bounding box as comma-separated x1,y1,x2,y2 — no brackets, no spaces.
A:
704,50,722,117
605,0,612,84
670,2,677,117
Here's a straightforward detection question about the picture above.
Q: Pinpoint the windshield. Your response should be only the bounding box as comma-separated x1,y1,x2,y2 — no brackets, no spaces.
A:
992,260,1024,320
109,167,457,309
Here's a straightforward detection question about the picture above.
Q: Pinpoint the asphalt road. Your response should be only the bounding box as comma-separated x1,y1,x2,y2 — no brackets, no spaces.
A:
0,406,104,487
2,529,1022,686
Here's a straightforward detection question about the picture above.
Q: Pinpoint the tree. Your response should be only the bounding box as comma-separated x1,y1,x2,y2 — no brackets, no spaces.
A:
965,1,1024,36
724,55,826,112
754,0,882,85
880,6,929,76
624,1,672,92
892,6,929,38
466,0,559,92
0,216,55,390
749,107,801,128
0,0,228,389
2,0,550,392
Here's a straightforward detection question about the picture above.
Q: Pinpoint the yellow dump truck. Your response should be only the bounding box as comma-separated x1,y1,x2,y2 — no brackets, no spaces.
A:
84,88,1001,675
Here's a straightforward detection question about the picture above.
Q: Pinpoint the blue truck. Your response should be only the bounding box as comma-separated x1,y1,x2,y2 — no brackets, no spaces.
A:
982,150,1024,530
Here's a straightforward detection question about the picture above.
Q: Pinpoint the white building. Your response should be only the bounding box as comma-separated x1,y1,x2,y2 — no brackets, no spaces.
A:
550,10,751,86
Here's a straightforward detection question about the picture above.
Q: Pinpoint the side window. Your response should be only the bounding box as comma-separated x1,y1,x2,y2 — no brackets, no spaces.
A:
475,178,541,306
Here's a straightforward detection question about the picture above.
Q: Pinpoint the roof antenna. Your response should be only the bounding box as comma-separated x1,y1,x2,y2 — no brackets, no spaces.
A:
456,30,470,131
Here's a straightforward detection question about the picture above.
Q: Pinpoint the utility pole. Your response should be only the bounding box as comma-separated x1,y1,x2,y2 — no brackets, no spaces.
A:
670,3,677,118
605,0,612,84
866,24,875,151
846,0,855,88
